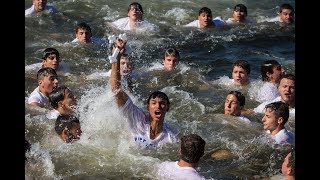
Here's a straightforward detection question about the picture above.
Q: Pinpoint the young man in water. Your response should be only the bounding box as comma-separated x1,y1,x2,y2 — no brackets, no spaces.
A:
27,67,59,108
156,134,206,180
25,0,58,17
184,7,226,28
110,37,178,149
110,2,157,32
55,114,82,143
261,101,294,145
47,86,77,120
226,4,253,25
72,22,107,44
267,4,295,24
162,48,180,71
224,91,251,123
254,74,295,115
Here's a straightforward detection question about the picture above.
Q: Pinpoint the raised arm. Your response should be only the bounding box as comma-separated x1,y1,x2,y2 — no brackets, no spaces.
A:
110,38,129,107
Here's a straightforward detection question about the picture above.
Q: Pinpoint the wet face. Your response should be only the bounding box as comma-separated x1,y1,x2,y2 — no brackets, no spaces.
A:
232,66,250,85
279,9,294,23
224,94,242,116
33,0,47,12
75,28,92,43
148,97,169,121
42,54,60,71
232,9,246,22
67,122,82,143
278,78,295,104
120,58,133,76
269,65,284,84
39,74,59,95
128,5,143,22
163,55,179,71
61,90,77,112
198,12,213,28
281,152,292,175
261,108,279,131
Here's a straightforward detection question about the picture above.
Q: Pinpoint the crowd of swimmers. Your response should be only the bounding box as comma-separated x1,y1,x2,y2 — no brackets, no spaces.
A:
25,1,295,179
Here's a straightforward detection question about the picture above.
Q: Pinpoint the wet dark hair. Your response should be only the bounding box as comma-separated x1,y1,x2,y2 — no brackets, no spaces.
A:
42,47,60,60
198,7,212,17
265,101,289,124
37,67,58,81
232,60,251,74
279,3,294,13
147,91,170,105
75,22,92,35
280,73,295,82
180,134,206,163
163,48,180,60
234,4,247,16
49,85,71,109
55,114,80,136
128,2,143,13
261,60,281,81
228,91,245,107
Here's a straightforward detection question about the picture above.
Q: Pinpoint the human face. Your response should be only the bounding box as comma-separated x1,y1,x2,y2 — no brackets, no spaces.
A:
33,0,47,12
232,9,246,22
42,54,60,71
39,74,59,95
76,28,91,43
281,152,292,175
278,78,295,104
269,65,285,84
198,12,213,28
61,90,77,112
261,108,279,132
128,5,143,22
67,123,82,143
279,9,294,23
232,66,250,85
224,94,241,116
163,55,179,71
120,58,133,76
148,97,169,121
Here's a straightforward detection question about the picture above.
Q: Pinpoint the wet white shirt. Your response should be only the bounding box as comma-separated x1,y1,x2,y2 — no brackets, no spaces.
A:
110,17,158,32
256,82,280,103
120,97,178,149
156,161,205,180
254,96,295,115
71,38,107,44
25,5,59,17
267,129,295,145
184,16,227,27
27,86,50,108
46,109,61,120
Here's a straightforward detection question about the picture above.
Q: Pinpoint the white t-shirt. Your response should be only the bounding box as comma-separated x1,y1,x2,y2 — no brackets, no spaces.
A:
266,16,281,22
25,62,70,74
25,5,59,17
71,38,107,44
46,109,61,120
184,16,226,27
238,115,251,123
120,97,178,149
256,82,280,103
226,18,254,25
156,161,205,180
267,129,295,145
27,86,50,108
254,96,295,115
110,17,158,32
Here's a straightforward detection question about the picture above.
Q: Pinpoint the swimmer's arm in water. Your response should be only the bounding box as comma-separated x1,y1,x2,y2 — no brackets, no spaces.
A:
111,38,129,107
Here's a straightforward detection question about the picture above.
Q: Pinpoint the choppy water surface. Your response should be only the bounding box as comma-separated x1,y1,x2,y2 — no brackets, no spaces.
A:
25,0,295,179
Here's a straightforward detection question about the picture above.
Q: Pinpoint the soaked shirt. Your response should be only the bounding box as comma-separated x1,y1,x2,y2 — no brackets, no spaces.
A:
120,97,178,149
